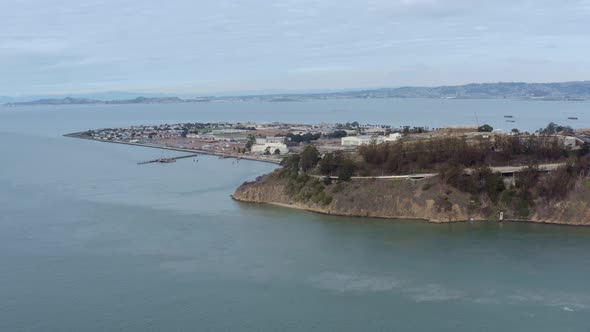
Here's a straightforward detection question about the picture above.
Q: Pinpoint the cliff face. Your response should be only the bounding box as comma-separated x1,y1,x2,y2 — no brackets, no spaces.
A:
233,171,590,225
233,172,482,223
531,191,590,225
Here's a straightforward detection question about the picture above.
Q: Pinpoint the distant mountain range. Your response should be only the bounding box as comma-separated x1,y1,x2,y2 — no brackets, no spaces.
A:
4,96,203,106
337,81,590,101
4,81,590,106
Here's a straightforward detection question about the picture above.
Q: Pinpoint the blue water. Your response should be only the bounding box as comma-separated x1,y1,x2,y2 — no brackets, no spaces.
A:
2,99,590,331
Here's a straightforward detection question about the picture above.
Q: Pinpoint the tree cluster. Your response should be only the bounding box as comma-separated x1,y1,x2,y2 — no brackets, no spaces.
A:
539,122,574,135
286,132,322,144
358,135,572,175
318,152,356,181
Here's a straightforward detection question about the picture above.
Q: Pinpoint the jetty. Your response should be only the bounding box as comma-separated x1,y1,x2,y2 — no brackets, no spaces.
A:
137,154,199,165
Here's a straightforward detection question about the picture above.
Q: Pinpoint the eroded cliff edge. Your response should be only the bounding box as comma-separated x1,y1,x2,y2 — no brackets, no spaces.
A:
233,170,590,225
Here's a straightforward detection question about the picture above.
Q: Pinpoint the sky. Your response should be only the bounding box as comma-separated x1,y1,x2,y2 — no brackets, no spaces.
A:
1,0,590,96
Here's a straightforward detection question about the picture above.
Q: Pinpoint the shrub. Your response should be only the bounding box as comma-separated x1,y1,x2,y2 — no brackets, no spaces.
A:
516,199,530,217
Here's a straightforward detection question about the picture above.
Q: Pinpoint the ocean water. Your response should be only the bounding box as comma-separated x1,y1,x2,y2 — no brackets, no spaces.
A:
1,99,590,331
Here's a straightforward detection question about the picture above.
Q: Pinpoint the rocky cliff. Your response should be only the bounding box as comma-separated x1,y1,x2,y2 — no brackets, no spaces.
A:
233,171,590,225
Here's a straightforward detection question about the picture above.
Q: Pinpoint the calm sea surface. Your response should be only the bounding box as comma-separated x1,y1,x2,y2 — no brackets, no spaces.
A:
1,99,590,331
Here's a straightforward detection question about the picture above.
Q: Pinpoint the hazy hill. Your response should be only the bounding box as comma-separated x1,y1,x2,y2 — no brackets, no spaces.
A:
5,81,590,106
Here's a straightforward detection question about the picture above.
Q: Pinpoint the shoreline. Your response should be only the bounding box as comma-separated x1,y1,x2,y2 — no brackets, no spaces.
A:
231,195,590,227
63,133,282,165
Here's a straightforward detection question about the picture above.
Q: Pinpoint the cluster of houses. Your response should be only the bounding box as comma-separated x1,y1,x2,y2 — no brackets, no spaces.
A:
87,122,586,159
88,125,186,142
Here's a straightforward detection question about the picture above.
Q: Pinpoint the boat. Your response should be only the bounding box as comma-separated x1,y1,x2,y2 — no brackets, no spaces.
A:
506,120,516,123
568,117,579,120
504,115,513,118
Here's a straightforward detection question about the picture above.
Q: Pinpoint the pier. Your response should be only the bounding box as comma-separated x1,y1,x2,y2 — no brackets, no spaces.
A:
137,154,200,165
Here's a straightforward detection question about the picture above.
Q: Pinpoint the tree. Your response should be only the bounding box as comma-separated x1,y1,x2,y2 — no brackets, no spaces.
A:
557,125,574,134
516,162,539,191
541,122,557,135
299,145,320,172
478,124,493,132
580,142,590,156
319,152,339,175
325,130,347,139
280,154,300,172
245,134,256,151
337,157,356,181
287,132,321,143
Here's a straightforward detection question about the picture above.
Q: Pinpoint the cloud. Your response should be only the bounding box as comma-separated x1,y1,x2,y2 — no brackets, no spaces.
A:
0,0,589,95
0,38,68,55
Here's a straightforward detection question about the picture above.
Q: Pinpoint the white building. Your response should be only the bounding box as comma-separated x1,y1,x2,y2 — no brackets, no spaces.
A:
384,133,402,142
558,135,577,148
256,136,285,144
252,142,288,154
252,136,288,154
341,136,374,146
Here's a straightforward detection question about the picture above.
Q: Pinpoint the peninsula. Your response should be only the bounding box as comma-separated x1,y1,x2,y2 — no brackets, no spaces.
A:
68,120,590,225
232,123,590,226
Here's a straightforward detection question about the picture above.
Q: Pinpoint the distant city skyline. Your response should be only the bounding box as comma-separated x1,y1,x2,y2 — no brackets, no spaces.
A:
2,0,590,96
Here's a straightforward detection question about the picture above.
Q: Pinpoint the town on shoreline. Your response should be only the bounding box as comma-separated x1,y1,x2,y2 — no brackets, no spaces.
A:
67,120,590,167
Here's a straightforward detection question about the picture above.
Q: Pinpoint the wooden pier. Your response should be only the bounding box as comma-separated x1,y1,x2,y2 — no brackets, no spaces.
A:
137,154,200,165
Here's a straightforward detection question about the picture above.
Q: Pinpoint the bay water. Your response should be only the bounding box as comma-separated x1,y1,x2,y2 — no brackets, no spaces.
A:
1,99,590,331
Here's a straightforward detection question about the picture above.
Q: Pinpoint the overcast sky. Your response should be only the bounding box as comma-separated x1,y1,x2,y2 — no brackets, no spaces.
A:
1,0,590,96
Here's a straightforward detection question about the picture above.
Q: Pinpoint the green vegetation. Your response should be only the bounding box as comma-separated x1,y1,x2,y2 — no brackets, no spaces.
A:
287,132,322,143
299,145,320,172
477,124,493,132
421,183,433,191
270,123,590,220
335,121,360,130
245,134,256,151
337,158,355,182
539,122,574,135
282,168,333,206
324,130,347,139
439,156,590,214
357,135,573,175
440,165,504,202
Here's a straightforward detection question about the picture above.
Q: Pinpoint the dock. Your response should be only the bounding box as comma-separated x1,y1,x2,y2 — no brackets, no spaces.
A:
137,154,200,165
